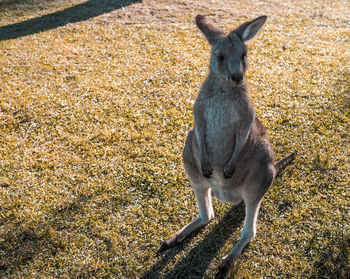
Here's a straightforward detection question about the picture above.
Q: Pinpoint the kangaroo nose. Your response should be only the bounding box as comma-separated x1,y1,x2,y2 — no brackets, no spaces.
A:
230,73,243,84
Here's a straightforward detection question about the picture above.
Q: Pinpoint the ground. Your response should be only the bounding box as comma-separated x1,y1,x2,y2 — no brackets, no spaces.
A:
0,0,349,278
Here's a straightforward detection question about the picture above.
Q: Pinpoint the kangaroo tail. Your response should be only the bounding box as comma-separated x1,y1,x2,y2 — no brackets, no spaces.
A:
275,151,297,178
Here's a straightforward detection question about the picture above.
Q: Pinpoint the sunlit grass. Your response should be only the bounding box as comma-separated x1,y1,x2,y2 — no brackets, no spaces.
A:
0,0,349,278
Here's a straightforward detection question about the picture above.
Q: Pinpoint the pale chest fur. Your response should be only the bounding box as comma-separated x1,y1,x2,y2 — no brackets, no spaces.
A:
203,92,240,167
205,93,239,130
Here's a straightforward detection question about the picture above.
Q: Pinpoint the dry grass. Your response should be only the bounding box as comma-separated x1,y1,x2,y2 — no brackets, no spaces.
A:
0,0,349,278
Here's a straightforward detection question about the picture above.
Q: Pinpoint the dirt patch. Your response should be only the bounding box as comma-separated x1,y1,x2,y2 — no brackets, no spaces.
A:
97,0,349,26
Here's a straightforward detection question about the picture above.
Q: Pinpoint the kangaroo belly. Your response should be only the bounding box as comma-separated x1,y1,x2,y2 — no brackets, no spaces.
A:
210,171,243,204
206,130,235,168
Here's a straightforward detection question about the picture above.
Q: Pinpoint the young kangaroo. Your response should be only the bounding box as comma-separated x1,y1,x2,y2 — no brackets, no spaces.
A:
160,15,296,271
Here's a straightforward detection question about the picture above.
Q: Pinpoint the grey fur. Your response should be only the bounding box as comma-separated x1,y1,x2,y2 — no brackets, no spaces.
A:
159,15,296,275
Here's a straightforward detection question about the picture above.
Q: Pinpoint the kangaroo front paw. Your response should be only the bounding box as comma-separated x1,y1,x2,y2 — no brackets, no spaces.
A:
202,168,213,178
223,165,235,179
201,162,213,178
201,160,213,178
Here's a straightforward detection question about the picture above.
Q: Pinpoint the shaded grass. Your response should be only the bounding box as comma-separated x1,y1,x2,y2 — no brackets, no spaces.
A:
142,203,245,279
0,0,141,40
0,0,349,278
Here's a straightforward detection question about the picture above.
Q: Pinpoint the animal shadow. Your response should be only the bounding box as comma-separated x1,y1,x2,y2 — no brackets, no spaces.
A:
142,203,245,279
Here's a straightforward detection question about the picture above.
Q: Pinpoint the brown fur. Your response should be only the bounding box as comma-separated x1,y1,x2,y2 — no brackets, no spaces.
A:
159,15,296,276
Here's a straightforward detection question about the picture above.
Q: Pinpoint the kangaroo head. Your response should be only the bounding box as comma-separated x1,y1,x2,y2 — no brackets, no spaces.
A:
196,15,267,86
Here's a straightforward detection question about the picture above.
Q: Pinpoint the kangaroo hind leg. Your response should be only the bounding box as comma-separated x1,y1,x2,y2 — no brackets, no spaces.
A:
159,130,214,252
159,179,214,252
218,166,275,274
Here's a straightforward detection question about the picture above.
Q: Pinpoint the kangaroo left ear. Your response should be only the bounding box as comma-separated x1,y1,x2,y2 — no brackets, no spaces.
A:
234,16,267,42
196,14,225,45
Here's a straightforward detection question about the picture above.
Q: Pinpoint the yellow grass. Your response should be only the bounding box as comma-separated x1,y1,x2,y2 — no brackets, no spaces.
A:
0,0,349,278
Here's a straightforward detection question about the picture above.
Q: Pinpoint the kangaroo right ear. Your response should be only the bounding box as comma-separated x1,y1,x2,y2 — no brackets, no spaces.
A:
234,15,267,42
195,15,225,45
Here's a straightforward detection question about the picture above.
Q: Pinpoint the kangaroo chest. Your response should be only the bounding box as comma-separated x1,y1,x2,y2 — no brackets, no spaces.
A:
204,94,239,165
205,94,239,130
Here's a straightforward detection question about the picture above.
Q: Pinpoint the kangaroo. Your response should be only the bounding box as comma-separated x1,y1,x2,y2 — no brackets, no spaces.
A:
160,15,296,274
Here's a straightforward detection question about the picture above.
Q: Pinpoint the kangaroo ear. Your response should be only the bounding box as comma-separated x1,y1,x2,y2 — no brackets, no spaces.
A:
234,15,267,42
195,15,225,45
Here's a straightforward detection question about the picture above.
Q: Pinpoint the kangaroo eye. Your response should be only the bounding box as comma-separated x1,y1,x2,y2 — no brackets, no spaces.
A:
216,53,225,62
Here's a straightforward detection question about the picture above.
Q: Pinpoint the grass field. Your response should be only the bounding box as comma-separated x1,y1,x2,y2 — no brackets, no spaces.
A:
0,0,349,278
